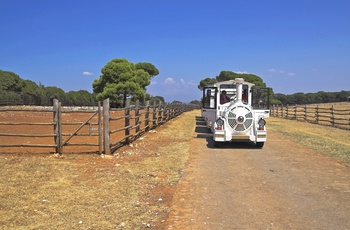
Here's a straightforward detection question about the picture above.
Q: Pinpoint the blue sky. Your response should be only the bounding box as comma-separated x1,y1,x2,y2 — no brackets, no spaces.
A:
1,0,349,103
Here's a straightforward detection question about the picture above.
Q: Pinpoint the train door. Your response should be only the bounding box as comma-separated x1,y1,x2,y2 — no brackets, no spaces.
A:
201,87,217,126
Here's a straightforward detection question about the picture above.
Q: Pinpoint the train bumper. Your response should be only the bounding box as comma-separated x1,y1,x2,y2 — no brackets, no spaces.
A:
256,130,267,142
214,130,226,142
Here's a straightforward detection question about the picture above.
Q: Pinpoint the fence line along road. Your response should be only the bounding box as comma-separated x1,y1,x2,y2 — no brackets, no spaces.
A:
0,98,198,154
270,103,350,130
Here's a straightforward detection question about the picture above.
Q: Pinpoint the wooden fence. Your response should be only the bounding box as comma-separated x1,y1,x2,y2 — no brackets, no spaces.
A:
270,103,350,130
0,98,198,154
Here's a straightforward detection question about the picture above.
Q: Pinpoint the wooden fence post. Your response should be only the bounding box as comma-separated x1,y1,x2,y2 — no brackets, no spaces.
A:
152,101,157,127
281,104,284,118
53,99,58,152
294,104,297,120
158,101,162,124
315,105,319,124
270,105,273,116
53,99,62,154
331,104,335,126
145,101,150,132
304,104,307,121
135,100,140,134
98,101,103,154
125,99,131,143
103,98,110,154
165,103,169,121
168,104,172,120
170,103,175,119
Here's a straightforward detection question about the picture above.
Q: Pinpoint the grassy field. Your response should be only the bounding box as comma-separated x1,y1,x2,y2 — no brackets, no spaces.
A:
310,102,350,109
268,116,350,167
0,109,349,229
0,110,198,229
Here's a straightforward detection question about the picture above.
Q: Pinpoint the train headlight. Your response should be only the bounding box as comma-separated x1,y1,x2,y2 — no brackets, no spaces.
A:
216,118,224,130
216,118,224,126
258,118,266,130
258,118,266,126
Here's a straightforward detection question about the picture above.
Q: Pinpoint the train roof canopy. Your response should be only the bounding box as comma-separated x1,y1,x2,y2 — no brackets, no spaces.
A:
210,78,255,88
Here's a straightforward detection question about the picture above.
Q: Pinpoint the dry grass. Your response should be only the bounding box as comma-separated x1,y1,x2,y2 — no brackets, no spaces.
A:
268,117,350,167
309,102,350,109
0,110,198,229
1,108,348,229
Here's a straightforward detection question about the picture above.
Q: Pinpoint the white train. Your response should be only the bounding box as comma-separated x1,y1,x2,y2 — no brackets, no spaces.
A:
201,78,270,148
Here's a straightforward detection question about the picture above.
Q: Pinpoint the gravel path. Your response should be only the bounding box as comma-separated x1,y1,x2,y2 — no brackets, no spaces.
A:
165,116,350,229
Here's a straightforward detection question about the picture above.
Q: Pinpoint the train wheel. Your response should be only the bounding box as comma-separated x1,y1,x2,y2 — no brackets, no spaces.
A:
256,142,264,148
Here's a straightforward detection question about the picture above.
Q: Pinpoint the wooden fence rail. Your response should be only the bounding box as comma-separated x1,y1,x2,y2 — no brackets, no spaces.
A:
0,98,198,154
270,103,350,130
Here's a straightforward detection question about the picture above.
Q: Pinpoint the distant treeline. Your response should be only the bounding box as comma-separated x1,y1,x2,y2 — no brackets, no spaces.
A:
274,91,350,105
0,70,165,106
2,69,349,106
0,70,97,106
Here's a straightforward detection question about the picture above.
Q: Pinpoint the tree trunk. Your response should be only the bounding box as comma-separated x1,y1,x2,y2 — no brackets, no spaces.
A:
123,93,127,108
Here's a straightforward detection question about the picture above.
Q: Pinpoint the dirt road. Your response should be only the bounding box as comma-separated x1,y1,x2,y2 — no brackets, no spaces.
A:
165,115,350,229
